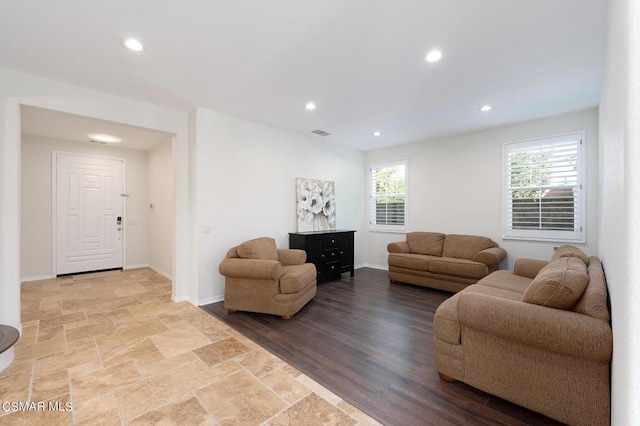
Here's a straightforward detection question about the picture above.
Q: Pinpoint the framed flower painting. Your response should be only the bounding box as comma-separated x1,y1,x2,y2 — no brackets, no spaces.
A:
296,178,336,232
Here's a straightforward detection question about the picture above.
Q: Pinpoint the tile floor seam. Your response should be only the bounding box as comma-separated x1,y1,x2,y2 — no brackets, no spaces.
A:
110,390,126,424
66,367,76,424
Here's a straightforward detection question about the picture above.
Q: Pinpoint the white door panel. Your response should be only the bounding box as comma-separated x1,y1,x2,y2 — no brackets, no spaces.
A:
56,153,124,275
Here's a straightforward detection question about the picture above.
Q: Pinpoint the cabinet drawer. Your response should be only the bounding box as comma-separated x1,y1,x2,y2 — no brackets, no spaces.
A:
324,235,341,248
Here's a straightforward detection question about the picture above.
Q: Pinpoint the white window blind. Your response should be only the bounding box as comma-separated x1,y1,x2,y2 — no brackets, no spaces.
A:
370,159,407,232
504,131,585,242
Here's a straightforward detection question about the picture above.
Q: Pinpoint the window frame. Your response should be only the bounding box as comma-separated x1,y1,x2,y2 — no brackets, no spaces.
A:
503,131,586,243
369,158,408,233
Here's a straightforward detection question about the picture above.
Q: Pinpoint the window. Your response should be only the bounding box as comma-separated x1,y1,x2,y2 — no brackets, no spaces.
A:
504,131,585,242
370,159,408,232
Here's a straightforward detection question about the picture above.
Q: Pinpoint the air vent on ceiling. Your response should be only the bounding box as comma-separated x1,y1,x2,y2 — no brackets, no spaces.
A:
88,139,107,144
311,129,331,137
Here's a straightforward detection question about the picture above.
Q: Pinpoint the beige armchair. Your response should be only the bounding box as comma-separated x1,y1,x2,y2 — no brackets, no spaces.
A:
219,237,317,319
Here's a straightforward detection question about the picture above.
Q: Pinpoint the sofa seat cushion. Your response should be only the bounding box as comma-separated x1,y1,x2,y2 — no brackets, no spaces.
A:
429,257,488,279
280,264,316,294
237,237,279,261
442,234,497,260
388,253,433,270
522,257,588,310
406,232,445,256
476,270,532,295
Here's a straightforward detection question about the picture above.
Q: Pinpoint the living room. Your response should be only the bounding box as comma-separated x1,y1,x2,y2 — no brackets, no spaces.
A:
0,1,638,425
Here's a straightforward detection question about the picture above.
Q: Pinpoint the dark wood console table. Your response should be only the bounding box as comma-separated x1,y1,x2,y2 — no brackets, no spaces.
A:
289,230,355,283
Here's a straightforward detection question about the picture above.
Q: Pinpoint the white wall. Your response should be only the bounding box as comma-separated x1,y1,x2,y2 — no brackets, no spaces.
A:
20,135,150,280
148,140,174,278
192,107,365,305
0,67,190,351
364,108,599,270
599,1,640,424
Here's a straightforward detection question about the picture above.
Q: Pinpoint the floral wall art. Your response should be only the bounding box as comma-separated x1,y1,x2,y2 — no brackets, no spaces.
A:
296,178,336,232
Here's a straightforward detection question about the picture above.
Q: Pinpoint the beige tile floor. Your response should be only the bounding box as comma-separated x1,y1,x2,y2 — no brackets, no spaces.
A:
1,268,380,425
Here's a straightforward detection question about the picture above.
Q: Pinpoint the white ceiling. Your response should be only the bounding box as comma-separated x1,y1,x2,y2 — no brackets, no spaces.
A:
1,1,607,151
20,106,173,151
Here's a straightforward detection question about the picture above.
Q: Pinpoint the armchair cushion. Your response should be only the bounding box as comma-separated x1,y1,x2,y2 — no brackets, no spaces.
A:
521,257,588,310
280,264,317,294
237,237,279,261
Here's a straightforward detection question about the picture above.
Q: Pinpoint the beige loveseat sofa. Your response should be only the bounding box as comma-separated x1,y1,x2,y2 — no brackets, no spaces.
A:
434,246,612,426
219,237,317,319
387,232,506,293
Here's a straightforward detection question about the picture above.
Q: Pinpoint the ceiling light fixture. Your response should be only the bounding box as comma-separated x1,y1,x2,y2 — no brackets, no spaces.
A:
305,102,316,111
425,49,442,63
479,104,493,112
373,131,382,137
88,133,122,144
124,38,144,52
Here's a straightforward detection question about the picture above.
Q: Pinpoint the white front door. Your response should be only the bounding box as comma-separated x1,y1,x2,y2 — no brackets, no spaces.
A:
55,152,124,275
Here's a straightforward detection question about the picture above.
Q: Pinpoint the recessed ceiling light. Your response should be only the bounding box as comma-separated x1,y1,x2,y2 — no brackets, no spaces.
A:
124,38,144,52
425,49,442,63
479,104,493,112
373,131,382,137
305,102,316,111
88,133,122,144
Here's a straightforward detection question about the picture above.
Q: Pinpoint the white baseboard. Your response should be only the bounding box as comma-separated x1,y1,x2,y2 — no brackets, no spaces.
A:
124,263,149,270
197,295,224,306
21,274,54,282
148,265,172,280
361,263,388,271
171,295,189,304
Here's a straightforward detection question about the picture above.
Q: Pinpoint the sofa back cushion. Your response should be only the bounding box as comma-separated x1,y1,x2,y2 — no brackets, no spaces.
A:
522,257,588,310
237,237,279,261
573,257,610,322
442,234,496,260
551,244,589,266
406,232,445,256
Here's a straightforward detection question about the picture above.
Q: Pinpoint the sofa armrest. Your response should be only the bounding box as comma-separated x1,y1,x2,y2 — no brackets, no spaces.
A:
277,249,307,266
472,247,506,272
457,293,612,361
219,258,284,280
514,258,549,278
387,241,410,253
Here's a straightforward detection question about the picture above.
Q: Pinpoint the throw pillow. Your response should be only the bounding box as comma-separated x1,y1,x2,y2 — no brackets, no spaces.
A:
237,237,279,261
551,245,589,266
521,257,589,310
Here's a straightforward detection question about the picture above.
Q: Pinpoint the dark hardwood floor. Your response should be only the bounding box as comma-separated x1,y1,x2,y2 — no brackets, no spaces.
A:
201,267,563,426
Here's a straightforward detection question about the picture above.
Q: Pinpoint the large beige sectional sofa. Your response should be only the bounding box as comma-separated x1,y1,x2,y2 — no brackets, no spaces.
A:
387,232,506,293
434,245,612,426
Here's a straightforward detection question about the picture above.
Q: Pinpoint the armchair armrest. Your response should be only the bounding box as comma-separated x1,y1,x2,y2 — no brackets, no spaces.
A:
457,293,612,361
277,249,307,266
219,258,284,280
514,258,549,278
387,241,410,253
472,247,506,272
